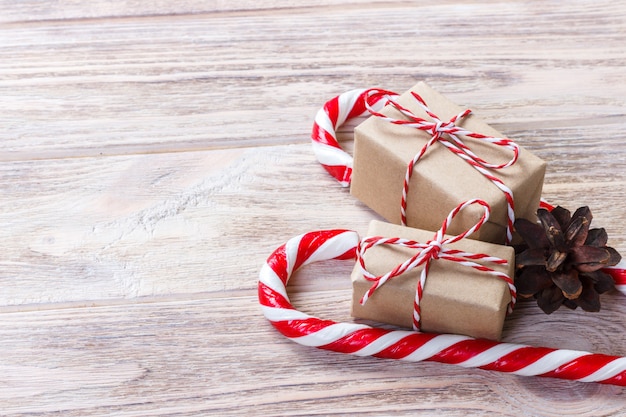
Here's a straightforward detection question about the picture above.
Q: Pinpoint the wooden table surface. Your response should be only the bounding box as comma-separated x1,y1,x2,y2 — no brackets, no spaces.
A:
1,1,625,415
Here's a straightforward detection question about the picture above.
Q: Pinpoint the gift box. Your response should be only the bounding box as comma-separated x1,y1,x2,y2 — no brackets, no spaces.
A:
351,220,515,340
351,81,546,244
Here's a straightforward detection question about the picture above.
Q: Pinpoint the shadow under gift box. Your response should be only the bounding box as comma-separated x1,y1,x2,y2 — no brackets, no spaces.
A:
351,220,515,341
351,82,546,245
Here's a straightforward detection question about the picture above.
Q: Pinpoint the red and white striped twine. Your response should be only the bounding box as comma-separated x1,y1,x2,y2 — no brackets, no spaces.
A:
311,88,519,243
364,90,518,242
303,88,626,384
357,199,516,330
258,228,626,386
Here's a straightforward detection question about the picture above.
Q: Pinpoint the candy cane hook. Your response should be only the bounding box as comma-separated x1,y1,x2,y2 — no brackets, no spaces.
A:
259,229,626,386
311,88,398,186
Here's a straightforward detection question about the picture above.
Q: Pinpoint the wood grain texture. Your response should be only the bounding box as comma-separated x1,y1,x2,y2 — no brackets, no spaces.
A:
1,1,625,160
0,295,624,416
1,0,625,415
0,145,381,306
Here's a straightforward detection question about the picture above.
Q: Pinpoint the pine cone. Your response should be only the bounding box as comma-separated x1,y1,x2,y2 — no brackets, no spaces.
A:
514,206,622,314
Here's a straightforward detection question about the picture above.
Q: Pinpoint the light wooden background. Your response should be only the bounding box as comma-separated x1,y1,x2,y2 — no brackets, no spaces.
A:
1,1,625,416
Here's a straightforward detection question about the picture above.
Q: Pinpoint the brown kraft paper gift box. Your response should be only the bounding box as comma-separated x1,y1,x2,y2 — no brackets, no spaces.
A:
351,81,546,244
351,220,515,340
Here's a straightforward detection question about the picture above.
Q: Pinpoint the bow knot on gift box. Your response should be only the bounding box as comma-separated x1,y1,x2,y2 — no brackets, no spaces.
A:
362,88,521,242
351,82,546,244
356,199,516,333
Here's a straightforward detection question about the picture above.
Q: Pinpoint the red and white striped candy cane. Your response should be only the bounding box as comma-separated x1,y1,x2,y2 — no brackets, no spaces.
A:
311,88,398,187
259,229,626,385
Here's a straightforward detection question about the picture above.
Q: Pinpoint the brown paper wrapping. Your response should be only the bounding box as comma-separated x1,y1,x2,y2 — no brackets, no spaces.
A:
351,81,546,244
351,220,515,340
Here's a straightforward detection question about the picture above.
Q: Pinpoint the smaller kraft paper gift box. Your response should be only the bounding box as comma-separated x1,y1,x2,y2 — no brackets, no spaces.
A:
351,81,546,244
351,217,515,340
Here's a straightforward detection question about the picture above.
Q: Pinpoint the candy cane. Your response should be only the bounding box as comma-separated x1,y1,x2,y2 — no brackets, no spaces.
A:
311,88,398,186
258,229,626,386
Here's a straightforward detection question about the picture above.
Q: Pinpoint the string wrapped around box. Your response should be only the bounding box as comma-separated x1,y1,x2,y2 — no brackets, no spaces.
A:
313,82,546,245
310,85,625,291
257,86,626,385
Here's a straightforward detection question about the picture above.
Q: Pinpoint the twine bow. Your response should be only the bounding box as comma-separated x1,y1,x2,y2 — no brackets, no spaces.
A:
364,89,520,244
356,199,517,331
